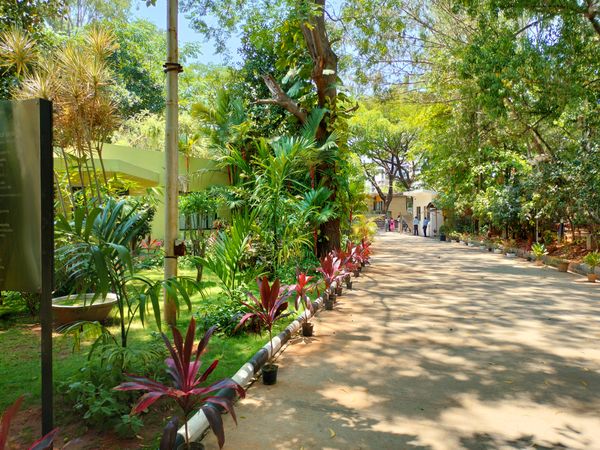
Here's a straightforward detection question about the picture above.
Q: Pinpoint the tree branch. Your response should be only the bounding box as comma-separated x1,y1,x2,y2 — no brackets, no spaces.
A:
256,74,307,123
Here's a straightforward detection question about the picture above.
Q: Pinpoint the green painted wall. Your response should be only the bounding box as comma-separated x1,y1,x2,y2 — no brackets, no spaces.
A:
54,143,229,239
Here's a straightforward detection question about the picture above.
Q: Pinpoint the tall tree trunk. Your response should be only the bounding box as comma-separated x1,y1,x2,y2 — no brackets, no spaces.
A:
301,0,341,254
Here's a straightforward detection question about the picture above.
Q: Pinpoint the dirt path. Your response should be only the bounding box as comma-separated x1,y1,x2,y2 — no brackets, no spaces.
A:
203,232,600,450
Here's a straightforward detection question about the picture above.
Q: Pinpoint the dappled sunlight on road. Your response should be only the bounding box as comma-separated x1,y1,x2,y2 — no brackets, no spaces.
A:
203,232,600,449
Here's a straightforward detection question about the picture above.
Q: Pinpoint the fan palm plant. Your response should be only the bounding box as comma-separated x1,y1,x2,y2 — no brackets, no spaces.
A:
296,186,337,255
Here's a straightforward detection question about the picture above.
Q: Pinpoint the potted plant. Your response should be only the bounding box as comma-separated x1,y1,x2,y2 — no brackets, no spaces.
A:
114,319,245,449
53,199,199,348
1,396,58,450
504,239,517,258
438,225,448,241
556,259,570,272
235,277,292,384
292,272,315,337
317,254,342,309
583,251,600,282
55,199,197,348
448,231,460,243
531,242,547,266
338,243,358,289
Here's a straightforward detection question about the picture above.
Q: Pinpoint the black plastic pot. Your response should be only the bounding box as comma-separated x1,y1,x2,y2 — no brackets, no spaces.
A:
353,269,360,278
177,442,205,450
324,295,334,310
329,293,337,304
346,279,353,289
262,363,278,385
335,285,343,296
302,321,313,337
440,234,446,241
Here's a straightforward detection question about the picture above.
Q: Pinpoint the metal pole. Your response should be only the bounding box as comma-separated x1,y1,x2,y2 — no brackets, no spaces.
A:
163,0,181,326
39,99,54,436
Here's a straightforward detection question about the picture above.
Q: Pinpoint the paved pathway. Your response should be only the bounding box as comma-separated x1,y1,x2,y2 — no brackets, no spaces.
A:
204,232,600,449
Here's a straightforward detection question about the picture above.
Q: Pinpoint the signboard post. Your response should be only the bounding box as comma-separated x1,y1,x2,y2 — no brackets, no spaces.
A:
0,99,54,435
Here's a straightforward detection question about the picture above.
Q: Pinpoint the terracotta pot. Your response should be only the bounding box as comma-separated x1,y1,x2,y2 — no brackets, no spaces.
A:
557,261,569,272
535,259,544,266
587,273,597,283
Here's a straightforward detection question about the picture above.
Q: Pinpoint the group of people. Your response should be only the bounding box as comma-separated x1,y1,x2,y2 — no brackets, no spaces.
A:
413,216,430,237
384,215,430,237
384,216,407,232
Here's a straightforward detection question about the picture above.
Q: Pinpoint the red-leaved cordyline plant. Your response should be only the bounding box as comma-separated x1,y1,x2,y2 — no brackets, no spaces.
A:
114,318,245,449
317,253,343,289
235,277,292,354
0,396,58,450
292,272,315,314
354,240,372,266
334,244,359,274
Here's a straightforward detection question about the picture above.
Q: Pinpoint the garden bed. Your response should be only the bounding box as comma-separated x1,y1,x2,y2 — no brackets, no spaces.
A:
0,267,298,448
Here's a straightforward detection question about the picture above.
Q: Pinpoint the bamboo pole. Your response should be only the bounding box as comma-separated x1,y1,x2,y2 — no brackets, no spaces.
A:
163,0,181,326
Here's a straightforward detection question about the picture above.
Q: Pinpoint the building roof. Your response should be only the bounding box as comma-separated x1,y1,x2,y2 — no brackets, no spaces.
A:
403,189,438,196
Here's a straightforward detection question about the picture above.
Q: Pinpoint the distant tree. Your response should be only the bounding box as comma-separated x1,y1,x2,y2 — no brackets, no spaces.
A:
350,102,419,215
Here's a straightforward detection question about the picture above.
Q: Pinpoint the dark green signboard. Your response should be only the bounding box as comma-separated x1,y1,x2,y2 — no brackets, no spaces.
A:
0,99,44,291
0,98,54,435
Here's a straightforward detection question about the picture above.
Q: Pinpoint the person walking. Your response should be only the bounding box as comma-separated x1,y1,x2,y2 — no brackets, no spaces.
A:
422,216,430,237
390,216,395,232
413,216,419,236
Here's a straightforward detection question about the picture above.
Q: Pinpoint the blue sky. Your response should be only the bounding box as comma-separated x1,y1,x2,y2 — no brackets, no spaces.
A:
131,0,240,65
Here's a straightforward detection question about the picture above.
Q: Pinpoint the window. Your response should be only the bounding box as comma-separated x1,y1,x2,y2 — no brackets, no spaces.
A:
416,206,421,220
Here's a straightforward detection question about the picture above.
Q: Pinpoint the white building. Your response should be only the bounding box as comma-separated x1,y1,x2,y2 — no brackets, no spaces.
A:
403,189,445,237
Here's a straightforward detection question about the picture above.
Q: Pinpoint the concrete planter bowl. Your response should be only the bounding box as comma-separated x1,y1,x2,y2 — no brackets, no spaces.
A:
52,293,118,326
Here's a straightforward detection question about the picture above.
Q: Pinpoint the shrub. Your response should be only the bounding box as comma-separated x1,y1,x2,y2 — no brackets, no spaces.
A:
531,242,547,260
58,332,167,436
583,251,600,272
195,296,255,336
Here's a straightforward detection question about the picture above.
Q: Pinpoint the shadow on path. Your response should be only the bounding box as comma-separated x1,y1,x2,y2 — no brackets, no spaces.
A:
203,233,600,450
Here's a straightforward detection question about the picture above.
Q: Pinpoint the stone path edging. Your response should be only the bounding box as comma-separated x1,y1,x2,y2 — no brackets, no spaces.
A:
449,239,599,277
175,277,352,445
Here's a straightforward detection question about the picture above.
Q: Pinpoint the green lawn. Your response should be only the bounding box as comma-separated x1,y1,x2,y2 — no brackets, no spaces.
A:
0,266,296,411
